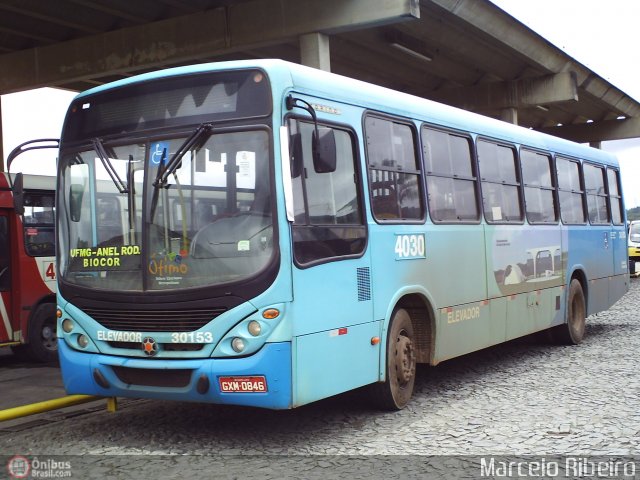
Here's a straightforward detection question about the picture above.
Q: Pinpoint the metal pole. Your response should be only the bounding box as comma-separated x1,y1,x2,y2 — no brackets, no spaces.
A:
0,395,102,422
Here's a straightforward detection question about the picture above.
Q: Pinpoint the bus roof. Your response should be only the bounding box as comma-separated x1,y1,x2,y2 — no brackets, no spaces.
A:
1,172,56,191
73,59,618,167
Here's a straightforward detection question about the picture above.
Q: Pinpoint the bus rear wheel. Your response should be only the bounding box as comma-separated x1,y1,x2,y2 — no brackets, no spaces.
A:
370,308,416,410
550,278,586,345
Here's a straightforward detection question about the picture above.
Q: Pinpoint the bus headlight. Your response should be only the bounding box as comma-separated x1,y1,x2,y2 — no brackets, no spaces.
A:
62,319,74,333
77,334,89,348
248,320,261,336
231,337,245,353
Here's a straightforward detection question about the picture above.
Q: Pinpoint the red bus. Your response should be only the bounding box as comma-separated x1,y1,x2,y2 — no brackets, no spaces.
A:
0,140,58,362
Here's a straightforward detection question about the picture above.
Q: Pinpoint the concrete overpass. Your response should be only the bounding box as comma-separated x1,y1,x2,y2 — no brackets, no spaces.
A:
1,0,638,169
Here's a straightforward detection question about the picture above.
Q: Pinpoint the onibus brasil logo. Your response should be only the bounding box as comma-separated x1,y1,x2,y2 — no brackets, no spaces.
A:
7,455,72,478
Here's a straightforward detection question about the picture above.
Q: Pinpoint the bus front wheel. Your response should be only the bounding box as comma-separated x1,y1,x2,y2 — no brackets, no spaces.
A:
25,303,58,363
371,308,416,410
550,278,586,345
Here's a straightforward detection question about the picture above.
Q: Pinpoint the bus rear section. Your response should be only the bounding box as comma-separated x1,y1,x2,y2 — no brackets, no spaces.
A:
0,172,57,362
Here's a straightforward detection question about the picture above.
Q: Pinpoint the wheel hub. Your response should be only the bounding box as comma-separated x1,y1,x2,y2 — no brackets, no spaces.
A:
395,334,415,386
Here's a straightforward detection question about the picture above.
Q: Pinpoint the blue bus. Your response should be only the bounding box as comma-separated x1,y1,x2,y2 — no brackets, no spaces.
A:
55,60,628,410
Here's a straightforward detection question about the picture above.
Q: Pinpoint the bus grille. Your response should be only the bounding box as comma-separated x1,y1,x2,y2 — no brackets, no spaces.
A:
112,366,192,388
84,307,227,332
107,341,205,351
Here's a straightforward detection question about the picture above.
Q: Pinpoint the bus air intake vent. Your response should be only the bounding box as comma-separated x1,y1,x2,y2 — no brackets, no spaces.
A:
112,366,192,388
357,267,371,301
84,307,227,332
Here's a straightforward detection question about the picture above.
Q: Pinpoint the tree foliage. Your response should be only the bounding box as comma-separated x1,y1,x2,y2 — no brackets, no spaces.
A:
628,207,640,222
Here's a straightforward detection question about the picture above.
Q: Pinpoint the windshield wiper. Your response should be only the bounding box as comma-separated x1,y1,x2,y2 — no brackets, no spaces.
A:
91,138,128,193
153,122,214,188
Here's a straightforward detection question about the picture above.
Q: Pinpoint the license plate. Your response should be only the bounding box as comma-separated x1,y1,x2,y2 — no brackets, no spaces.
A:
218,376,267,393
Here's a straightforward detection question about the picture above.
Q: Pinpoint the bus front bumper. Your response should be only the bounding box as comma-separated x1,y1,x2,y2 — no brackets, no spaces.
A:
58,341,292,409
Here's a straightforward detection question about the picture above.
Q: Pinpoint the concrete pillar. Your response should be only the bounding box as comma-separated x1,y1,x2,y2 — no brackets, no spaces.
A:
590,141,602,149
300,32,331,72
500,107,518,125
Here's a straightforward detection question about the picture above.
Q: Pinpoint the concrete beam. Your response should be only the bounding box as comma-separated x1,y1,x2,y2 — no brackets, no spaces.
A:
538,117,640,143
0,0,419,93
430,72,578,111
431,0,640,119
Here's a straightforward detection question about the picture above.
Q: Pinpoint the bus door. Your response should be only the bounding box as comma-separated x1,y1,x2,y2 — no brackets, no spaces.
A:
285,114,376,406
607,168,627,304
0,211,13,344
582,163,615,313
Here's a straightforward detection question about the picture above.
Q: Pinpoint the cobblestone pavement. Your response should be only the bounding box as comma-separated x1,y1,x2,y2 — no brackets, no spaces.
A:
1,278,639,478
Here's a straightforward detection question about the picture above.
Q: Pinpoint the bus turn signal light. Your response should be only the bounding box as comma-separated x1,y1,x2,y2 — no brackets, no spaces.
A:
371,337,380,345
262,309,280,320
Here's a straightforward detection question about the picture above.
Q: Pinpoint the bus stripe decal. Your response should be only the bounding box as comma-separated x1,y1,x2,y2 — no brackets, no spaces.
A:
0,293,11,339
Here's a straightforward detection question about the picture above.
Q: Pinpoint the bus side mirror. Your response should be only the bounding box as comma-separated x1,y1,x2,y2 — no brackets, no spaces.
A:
69,184,85,222
69,163,89,222
13,172,24,215
312,127,337,173
290,133,303,178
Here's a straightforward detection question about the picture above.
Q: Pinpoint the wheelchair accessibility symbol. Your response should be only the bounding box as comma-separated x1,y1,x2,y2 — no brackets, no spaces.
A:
150,141,169,165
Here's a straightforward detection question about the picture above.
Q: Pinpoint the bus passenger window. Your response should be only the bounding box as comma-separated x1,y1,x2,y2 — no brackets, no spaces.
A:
520,149,557,224
607,169,623,225
583,163,609,224
556,157,586,224
477,140,522,223
364,116,423,221
423,127,479,223
288,118,365,265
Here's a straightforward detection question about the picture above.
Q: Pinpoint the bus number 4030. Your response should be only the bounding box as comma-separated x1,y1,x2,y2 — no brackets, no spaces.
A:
394,234,426,260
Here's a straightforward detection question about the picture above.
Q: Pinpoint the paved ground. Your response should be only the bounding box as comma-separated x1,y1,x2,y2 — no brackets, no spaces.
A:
1,278,639,478
0,350,63,410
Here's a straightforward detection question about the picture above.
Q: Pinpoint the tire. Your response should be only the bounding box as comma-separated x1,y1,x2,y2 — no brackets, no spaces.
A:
24,303,58,363
549,278,586,345
370,308,416,410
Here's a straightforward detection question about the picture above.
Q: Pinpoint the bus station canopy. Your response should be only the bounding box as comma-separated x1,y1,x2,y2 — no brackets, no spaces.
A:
0,0,638,148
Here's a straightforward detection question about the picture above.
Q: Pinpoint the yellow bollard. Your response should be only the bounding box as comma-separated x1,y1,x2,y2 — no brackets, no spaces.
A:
0,395,101,422
106,397,118,412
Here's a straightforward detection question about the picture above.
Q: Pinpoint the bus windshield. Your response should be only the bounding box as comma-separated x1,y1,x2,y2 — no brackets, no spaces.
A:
57,129,274,292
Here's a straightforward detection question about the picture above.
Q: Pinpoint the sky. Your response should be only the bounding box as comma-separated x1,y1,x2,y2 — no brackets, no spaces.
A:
489,0,640,208
2,0,640,206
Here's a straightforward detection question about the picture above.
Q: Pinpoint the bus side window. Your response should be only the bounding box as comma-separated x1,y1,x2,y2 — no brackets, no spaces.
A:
288,118,366,265
0,216,9,291
584,163,610,224
607,168,623,225
422,127,479,223
520,149,557,224
364,115,423,221
556,157,586,224
477,140,522,223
